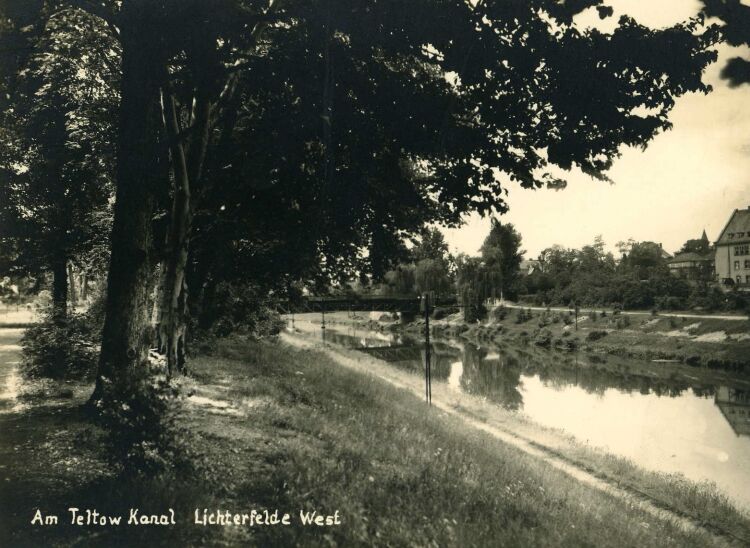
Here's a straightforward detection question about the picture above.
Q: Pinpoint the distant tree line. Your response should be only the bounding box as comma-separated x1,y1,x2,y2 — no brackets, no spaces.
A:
520,237,749,312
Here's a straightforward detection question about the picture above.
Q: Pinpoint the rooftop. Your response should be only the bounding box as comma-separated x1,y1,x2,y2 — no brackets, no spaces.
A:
716,207,750,246
668,251,712,264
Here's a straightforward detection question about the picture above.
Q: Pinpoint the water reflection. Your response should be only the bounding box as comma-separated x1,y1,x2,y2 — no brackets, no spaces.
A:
302,319,747,437
716,387,750,437
292,317,750,509
459,345,524,410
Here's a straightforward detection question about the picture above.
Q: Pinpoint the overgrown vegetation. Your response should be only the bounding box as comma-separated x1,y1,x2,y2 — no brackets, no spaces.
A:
189,281,286,354
95,364,196,478
20,311,100,379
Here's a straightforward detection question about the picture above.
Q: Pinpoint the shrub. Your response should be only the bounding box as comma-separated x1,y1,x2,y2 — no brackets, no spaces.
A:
492,306,508,321
190,281,285,349
558,337,579,351
379,312,399,322
534,328,553,348
537,312,551,328
463,302,487,323
655,295,686,311
21,312,99,380
432,306,459,320
96,365,196,478
586,330,608,342
515,308,531,324
615,316,631,329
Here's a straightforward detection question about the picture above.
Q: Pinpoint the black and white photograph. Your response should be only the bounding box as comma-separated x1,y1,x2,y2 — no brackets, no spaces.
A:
0,0,749,546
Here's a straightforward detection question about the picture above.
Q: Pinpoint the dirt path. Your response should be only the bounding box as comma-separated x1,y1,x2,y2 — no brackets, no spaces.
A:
281,331,744,546
0,329,24,414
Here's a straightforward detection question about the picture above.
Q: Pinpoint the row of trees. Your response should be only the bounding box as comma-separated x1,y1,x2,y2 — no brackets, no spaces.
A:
0,0,729,404
377,227,742,316
522,237,746,311
373,221,524,322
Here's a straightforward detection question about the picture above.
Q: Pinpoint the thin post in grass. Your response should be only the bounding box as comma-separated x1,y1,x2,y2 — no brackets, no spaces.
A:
422,293,432,405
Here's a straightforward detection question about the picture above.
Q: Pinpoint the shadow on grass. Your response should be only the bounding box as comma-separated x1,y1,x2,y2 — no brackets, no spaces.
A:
0,403,219,547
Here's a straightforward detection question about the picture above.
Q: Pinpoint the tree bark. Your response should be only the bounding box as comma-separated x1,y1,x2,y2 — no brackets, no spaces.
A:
80,271,88,302
92,4,164,402
67,262,77,309
51,252,68,326
156,88,211,376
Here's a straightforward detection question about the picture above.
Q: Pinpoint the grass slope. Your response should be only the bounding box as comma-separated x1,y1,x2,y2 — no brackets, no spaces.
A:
0,337,742,547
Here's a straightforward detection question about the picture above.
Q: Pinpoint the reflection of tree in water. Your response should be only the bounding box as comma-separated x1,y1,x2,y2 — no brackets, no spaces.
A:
506,346,701,398
324,326,723,403
345,338,455,381
323,329,395,349
459,343,524,410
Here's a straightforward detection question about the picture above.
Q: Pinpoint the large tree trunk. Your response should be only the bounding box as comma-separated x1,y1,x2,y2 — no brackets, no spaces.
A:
67,262,77,309
156,89,211,376
51,253,68,326
92,5,164,402
80,271,88,302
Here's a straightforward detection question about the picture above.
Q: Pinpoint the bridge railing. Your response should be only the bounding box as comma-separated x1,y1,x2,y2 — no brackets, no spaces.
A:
282,295,458,314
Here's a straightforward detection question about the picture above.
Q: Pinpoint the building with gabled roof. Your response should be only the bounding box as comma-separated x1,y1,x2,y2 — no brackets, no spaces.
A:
668,251,714,282
668,230,714,282
714,207,750,289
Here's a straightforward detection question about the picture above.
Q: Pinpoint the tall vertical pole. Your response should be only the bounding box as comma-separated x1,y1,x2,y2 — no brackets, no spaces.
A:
424,293,432,405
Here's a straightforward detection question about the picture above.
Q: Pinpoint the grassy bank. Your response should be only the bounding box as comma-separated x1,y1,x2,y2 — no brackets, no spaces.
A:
356,306,750,374
1,336,748,546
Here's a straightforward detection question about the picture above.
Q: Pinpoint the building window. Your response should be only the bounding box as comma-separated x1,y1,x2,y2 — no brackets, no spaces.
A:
747,275,750,284
736,245,750,256
729,233,735,239
738,276,743,284
735,261,741,270
746,260,750,269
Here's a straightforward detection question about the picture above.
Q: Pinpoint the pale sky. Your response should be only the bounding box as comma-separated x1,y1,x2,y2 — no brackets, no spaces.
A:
443,1,750,259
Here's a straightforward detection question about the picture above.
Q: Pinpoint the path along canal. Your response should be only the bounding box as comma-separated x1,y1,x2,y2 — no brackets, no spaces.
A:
0,329,24,415
290,314,750,513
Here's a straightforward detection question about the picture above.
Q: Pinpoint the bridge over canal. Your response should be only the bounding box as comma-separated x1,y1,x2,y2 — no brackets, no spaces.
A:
284,295,457,314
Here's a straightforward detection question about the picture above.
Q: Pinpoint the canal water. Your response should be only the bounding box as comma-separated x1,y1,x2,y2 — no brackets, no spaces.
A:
291,315,750,512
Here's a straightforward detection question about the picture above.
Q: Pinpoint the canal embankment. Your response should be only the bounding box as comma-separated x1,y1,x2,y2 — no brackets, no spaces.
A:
2,324,748,546
332,306,750,375
281,325,750,545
